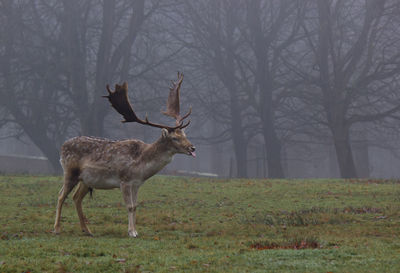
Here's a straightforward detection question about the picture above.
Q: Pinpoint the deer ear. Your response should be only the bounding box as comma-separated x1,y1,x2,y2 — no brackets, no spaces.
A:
162,128,169,138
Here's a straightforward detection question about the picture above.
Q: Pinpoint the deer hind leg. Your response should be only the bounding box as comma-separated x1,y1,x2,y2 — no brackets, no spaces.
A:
54,168,79,234
73,182,93,236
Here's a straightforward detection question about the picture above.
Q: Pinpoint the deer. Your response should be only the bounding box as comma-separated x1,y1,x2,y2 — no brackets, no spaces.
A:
53,73,195,237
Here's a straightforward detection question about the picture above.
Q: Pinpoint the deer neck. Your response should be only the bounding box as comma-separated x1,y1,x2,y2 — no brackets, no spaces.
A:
139,137,174,179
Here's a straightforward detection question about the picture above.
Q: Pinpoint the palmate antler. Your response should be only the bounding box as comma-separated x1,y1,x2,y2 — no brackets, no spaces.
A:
104,73,191,131
163,72,192,128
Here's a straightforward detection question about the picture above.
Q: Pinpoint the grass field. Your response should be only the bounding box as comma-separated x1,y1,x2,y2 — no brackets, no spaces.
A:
0,175,400,272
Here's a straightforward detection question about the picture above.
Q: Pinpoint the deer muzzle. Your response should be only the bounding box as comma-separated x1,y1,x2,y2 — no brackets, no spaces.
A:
188,146,196,157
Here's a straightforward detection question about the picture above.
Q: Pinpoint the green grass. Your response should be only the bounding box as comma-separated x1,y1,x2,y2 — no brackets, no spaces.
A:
1,175,400,272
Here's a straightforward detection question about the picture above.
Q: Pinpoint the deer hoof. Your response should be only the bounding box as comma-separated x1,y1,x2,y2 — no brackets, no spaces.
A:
128,230,138,237
82,230,94,237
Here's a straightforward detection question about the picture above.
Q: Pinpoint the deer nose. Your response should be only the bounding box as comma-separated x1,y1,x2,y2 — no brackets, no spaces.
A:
190,146,196,152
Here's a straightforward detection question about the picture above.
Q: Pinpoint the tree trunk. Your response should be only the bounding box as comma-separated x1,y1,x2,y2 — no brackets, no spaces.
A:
85,0,116,137
246,0,286,178
259,83,285,178
80,0,145,137
211,123,224,176
353,140,370,178
232,142,248,178
262,124,285,178
328,144,339,178
331,126,358,178
26,132,62,174
230,96,248,178
232,137,248,178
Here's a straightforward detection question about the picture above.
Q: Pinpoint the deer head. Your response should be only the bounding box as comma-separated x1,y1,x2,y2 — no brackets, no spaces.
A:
104,72,196,157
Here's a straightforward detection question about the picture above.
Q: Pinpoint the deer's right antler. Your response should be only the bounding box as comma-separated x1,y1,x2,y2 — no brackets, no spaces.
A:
163,72,191,128
103,82,183,131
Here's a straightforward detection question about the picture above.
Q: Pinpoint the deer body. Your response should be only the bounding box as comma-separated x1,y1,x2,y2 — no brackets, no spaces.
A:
62,136,174,189
54,73,195,237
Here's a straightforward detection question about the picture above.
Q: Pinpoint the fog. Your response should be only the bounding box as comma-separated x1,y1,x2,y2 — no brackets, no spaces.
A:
1,0,400,179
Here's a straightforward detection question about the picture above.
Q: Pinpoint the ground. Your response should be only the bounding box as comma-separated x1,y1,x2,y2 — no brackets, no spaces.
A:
0,175,399,272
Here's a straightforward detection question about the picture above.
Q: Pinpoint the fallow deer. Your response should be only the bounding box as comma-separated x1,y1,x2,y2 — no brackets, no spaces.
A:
53,73,195,237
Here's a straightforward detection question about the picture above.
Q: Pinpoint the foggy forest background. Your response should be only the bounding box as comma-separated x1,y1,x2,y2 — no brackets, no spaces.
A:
1,0,400,179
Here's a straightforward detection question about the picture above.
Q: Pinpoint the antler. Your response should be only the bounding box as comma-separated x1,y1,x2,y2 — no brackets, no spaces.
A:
103,82,183,131
163,72,192,127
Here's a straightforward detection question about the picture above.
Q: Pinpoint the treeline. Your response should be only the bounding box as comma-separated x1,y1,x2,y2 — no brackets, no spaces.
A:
1,0,400,178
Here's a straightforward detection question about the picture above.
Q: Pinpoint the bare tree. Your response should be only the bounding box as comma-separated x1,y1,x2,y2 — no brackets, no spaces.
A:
168,0,309,178
286,0,400,178
0,1,74,172
59,0,150,136
170,0,251,177
0,0,171,171
240,0,306,178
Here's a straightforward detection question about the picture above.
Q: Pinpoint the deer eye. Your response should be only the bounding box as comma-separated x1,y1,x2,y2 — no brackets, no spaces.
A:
171,137,178,141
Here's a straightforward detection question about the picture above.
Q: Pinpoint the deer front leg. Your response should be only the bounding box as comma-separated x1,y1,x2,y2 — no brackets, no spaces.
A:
120,182,139,237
